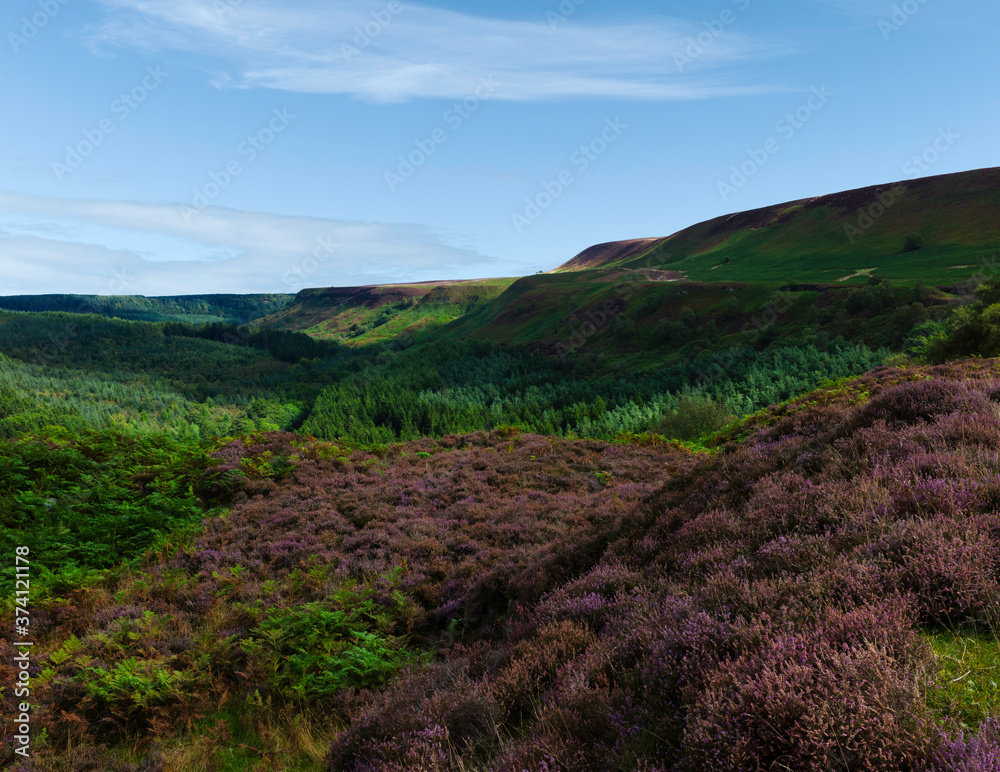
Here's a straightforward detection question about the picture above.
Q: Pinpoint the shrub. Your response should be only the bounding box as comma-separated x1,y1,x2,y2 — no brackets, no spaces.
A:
904,232,925,252
654,395,736,441
240,583,419,702
491,620,596,720
854,378,989,427
684,606,931,771
326,659,503,771
922,719,1000,771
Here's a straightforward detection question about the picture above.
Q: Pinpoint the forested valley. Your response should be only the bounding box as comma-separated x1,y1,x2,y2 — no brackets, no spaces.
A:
5,275,1000,771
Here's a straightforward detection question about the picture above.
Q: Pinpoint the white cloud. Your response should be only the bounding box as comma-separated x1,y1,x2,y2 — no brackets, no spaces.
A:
0,191,505,295
83,0,787,102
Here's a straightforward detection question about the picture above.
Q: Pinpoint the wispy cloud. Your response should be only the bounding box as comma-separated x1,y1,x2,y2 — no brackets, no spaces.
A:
83,0,787,102
0,191,503,295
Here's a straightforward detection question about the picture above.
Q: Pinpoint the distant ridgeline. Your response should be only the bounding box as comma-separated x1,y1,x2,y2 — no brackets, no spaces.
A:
0,293,294,325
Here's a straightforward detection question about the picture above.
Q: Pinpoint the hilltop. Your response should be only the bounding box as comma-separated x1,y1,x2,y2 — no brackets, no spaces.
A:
554,166,1000,285
258,168,997,374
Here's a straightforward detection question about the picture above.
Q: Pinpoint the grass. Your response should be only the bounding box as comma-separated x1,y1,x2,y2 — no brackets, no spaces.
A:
160,704,337,772
83,704,338,772
420,271,930,377
926,629,1000,731
257,280,515,345
600,167,1000,286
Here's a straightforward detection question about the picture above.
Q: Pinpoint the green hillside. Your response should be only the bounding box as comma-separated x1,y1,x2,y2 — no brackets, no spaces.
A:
557,167,1000,285
256,168,997,375
257,279,515,344
425,271,951,373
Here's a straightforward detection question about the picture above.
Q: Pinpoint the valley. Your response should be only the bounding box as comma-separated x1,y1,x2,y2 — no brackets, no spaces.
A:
3,167,1000,771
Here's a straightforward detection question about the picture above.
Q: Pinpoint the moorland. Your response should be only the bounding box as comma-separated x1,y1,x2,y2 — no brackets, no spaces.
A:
4,167,1000,771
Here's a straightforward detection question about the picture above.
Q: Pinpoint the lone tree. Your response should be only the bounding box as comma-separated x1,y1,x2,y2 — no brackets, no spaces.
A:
902,232,925,253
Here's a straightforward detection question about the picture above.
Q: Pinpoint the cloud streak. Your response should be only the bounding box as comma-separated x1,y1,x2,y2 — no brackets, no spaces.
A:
83,0,787,102
0,191,504,295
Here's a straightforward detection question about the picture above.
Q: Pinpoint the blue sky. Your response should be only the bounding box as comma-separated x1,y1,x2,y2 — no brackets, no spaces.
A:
1,0,997,295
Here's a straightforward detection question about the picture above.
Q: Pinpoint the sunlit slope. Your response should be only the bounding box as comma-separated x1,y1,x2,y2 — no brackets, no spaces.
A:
556,167,1000,285
256,279,515,344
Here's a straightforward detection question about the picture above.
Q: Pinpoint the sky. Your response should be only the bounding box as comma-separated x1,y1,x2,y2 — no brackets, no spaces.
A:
0,0,997,295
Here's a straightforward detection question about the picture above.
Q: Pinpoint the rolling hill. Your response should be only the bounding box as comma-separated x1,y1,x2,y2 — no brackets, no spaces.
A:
555,166,1000,285
254,278,514,344
258,168,997,372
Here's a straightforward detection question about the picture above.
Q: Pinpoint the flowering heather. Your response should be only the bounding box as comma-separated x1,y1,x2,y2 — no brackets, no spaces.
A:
922,719,1000,771
12,359,1000,770
328,360,1000,770
9,429,693,767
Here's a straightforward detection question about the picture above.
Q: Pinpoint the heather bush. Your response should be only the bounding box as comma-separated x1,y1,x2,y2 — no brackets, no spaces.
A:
533,561,643,632
685,605,931,771
869,514,1000,626
854,378,990,427
491,620,596,720
922,720,1000,771
327,658,503,771
603,593,737,760
21,359,1000,769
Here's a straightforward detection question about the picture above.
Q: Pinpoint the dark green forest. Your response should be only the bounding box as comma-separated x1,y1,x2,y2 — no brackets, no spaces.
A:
0,293,293,325
0,302,894,446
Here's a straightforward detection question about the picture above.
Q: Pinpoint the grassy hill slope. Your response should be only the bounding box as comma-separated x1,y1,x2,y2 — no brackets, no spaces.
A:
556,166,1000,285
259,168,996,375
256,279,515,344
426,269,950,373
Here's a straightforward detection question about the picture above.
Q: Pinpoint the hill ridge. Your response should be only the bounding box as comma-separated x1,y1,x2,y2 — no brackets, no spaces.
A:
555,166,1000,284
